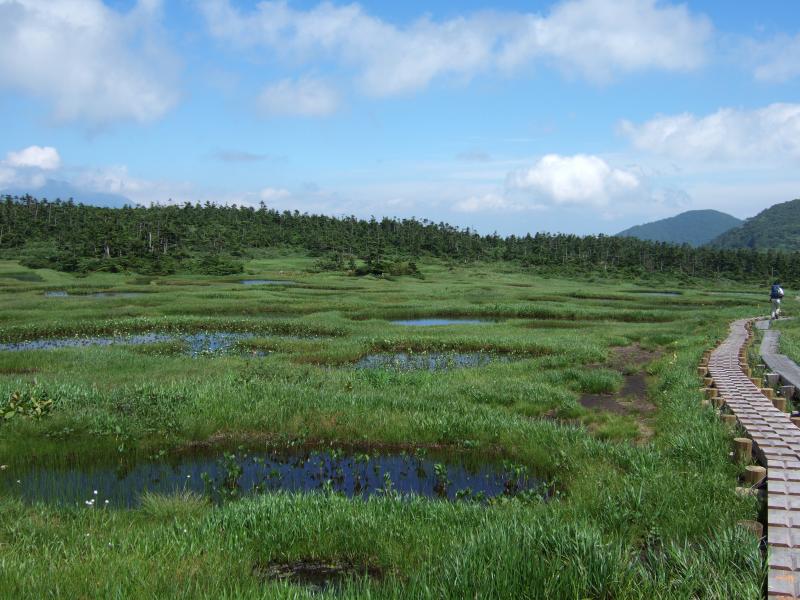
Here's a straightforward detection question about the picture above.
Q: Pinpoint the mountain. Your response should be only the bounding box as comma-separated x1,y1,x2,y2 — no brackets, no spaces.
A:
710,199,800,250
617,209,742,246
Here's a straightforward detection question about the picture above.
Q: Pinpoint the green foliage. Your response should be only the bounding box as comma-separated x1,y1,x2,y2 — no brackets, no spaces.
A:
1,385,54,423
711,198,800,250
184,254,243,275
3,194,800,283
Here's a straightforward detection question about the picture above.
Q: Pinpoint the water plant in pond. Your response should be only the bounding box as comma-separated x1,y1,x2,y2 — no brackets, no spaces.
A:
2,386,54,423
0,447,546,507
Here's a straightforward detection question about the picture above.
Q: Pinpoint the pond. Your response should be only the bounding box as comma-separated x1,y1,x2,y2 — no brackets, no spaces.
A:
391,319,492,326
0,332,258,355
43,291,145,298
356,352,513,371
87,292,143,298
0,449,543,508
241,280,296,286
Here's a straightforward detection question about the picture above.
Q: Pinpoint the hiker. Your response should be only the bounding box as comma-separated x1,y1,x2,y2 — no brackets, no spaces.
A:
770,281,785,320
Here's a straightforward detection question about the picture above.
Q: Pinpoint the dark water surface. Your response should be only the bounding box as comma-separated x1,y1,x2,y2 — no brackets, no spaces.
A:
356,352,513,371
0,449,541,508
87,292,143,298
241,280,295,286
44,291,144,298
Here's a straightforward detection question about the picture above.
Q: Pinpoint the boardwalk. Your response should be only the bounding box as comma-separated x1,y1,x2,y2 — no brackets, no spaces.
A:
760,323,800,395
708,319,800,599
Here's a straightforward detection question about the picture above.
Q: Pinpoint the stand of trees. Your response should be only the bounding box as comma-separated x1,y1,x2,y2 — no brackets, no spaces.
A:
0,194,797,283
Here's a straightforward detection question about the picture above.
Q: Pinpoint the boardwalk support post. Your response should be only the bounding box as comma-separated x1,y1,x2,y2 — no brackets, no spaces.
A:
744,465,766,487
734,437,753,462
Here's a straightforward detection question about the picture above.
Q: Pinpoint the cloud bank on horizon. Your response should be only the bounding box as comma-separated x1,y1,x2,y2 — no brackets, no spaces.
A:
0,0,798,235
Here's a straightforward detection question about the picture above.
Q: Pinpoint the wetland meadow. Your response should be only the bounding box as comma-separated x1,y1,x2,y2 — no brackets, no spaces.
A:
0,254,774,598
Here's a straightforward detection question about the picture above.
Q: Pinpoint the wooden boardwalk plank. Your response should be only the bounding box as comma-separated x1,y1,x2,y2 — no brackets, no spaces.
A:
708,319,800,599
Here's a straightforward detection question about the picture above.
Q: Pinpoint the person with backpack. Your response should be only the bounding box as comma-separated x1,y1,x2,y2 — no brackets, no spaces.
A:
770,281,785,320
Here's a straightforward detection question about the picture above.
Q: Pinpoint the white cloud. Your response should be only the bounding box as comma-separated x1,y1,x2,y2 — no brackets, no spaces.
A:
259,187,291,202
0,145,62,189
620,103,800,162
198,0,711,97
0,0,179,125
5,145,60,170
257,78,339,116
507,154,641,207
498,0,711,81
748,33,800,83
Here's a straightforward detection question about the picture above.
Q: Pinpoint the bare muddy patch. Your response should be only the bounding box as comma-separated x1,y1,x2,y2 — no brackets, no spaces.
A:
577,344,660,439
252,559,383,593
579,372,653,416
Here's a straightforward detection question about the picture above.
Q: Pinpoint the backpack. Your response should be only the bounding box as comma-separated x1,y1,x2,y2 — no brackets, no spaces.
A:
771,284,785,299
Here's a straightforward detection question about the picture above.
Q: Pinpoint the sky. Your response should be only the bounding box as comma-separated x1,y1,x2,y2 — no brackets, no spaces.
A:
0,0,799,236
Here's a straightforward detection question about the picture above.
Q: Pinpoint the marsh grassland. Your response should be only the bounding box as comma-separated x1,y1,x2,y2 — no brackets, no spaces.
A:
0,255,776,598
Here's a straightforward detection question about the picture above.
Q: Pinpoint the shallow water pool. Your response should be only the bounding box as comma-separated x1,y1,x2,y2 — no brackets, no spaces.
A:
0,449,542,507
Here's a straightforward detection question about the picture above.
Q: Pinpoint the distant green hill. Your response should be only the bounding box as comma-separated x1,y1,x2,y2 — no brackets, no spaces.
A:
617,210,742,246
710,199,800,250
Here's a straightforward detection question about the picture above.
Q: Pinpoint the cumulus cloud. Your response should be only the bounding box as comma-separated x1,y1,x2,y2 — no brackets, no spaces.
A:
0,145,62,189
198,0,711,97
498,0,711,81
452,153,686,217
507,154,641,207
0,0,179,125
257,77,339,116
620,103,800,162
5,145,60,170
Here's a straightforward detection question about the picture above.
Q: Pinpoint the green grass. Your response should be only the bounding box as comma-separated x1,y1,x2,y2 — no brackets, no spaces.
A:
0,257,775,598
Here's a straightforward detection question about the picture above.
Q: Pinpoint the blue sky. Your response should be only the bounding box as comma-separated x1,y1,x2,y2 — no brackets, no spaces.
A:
1,1,799,235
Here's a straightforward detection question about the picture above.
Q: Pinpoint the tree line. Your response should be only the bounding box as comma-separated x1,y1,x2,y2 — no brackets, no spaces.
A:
0,194,797,283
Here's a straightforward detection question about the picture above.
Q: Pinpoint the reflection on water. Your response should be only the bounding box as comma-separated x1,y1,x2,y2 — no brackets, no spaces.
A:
356,352,512,371
0,332,257,355
0,449,543,508
241,280,295,286
87,292,143,298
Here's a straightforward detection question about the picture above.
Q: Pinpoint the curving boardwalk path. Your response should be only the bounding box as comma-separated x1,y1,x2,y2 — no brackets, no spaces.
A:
760,322,800,396
708,319,800,599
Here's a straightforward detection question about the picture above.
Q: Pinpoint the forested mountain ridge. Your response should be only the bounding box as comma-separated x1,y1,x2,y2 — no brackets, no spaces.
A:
618,210,742,246
2,194,800,284
710,199,800,250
